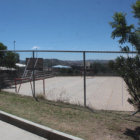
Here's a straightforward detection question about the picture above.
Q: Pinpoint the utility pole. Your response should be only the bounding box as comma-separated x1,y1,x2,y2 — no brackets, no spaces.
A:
13,40,16,51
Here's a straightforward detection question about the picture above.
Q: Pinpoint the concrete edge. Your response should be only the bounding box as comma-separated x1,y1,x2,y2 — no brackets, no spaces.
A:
0,110,84,140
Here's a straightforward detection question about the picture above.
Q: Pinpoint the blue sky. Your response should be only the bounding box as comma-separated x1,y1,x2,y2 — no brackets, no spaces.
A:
0,0,137,60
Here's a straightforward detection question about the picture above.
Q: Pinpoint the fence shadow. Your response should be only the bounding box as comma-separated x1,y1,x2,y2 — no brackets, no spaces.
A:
124,127,140,140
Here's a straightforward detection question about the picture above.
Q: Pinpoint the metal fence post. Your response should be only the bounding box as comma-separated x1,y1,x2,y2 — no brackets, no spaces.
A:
32,51,36,100
83,51,86,107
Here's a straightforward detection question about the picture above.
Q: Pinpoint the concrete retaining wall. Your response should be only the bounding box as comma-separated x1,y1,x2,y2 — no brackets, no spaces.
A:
0,110,83,140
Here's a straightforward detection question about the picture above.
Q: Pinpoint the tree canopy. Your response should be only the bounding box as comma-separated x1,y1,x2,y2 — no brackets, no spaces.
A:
0,42,19,68
110,0,140,112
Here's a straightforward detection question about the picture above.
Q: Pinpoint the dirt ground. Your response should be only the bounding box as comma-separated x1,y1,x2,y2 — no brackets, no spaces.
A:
3,76,134,111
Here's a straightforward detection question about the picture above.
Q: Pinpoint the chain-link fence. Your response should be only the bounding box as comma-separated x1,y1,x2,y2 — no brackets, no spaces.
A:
0,50,137,111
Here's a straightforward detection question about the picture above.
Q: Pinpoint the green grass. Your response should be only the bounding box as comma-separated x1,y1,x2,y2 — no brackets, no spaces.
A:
0,91,139,140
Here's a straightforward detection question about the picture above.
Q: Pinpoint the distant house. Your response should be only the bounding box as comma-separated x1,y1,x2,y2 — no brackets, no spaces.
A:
52,65,71,69
86,61,91,69
15,63,26,68
0,63,26,71
0,66,16,71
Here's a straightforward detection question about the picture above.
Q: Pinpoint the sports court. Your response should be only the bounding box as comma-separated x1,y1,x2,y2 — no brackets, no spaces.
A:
3,76,134,111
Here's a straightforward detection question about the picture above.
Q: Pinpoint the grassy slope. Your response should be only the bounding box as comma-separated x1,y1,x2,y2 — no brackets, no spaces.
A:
0,92,139,140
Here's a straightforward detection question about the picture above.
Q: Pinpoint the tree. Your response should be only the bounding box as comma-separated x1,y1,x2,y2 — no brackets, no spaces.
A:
0,42,19,68
0,43,7,66
110,0,140,114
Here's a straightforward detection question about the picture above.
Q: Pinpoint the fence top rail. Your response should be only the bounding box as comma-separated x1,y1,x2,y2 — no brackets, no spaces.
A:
0,50,138,54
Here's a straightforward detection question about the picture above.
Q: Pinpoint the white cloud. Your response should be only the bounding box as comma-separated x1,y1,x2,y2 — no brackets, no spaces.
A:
32,46,40,50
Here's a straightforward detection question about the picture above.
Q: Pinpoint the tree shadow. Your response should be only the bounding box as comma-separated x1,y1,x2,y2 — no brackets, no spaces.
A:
124,127,140,140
